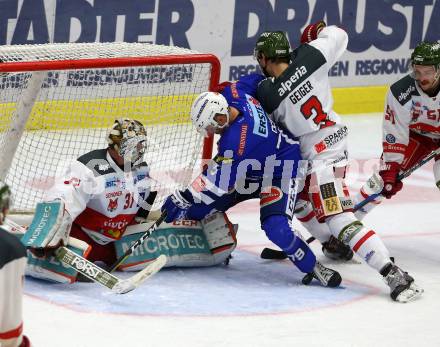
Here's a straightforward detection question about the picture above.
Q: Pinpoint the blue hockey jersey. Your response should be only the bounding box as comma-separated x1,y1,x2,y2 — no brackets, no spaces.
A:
185,74,302,205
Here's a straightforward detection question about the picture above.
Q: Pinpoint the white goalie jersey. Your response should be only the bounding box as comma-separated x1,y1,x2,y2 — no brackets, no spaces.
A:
382,74,440,164
45,148,154,245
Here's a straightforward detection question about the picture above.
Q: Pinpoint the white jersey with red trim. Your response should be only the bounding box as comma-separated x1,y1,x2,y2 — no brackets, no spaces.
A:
0,227,27,347
257,26,348,141
45,148,154,245
383,74,440,163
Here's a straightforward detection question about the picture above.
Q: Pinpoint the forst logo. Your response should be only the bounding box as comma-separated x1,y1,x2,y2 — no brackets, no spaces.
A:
71,257,100,278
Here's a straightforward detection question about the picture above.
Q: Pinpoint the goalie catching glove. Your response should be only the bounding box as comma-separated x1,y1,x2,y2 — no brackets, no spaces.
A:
21,200,72,255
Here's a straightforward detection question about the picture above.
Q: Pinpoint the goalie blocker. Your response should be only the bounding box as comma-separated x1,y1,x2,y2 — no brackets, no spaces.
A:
17,211,236,283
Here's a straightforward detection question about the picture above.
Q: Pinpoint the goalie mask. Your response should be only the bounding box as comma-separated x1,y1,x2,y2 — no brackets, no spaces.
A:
0,180,11,224
108,118,147,167
190,92,229,137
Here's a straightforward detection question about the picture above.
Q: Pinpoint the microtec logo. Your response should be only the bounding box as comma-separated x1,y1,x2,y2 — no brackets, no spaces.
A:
278,66,308,96
28,205,51,244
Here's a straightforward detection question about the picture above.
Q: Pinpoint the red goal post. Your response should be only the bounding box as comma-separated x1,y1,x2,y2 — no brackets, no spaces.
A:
0,42,220,213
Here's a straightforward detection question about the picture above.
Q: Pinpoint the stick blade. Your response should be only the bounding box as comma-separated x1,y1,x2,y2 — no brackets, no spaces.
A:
112,255,167,294
260,247,288,260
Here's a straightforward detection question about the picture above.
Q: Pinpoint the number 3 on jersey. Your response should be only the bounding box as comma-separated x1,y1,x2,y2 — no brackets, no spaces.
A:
300,95,335,129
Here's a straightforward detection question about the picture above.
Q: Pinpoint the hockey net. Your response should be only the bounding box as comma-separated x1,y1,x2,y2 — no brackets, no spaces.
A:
0,42,219,213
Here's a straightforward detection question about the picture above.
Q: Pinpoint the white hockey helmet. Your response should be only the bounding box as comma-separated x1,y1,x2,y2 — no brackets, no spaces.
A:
190,92,229,136
107,118,147,167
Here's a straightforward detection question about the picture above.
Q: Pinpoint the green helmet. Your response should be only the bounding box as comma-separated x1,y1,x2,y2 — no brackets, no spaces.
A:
411,41,440,66
254,31,290,59
0,181,11,223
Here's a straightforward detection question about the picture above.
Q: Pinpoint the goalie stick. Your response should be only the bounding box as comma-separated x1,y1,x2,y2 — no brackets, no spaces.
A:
4,218,167,294
261,148,440,260
108,211,167,272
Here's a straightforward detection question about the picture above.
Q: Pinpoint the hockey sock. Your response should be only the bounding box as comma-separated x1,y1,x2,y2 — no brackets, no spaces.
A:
262,215,316,273
328,213,390,271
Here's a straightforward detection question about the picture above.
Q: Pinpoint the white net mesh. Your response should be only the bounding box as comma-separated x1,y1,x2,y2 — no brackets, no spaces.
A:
0,42,217,212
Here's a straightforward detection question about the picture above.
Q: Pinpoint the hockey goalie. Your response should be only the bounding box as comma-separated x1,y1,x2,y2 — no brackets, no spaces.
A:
18,118,236,284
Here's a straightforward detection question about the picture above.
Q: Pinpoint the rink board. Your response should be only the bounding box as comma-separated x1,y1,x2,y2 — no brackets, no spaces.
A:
0,95,196,131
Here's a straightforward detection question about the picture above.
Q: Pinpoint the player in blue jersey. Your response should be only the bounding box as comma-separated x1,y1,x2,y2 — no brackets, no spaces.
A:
161,74,342,287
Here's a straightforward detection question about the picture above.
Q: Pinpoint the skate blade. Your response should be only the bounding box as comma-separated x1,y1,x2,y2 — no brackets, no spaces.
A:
395,283,424,303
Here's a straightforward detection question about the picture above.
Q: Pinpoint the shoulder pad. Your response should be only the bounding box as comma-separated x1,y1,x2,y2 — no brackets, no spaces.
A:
77,149,115,176
390,75,419,106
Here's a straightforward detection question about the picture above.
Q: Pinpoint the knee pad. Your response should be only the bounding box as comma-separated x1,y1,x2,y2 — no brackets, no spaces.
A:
26,238,91,284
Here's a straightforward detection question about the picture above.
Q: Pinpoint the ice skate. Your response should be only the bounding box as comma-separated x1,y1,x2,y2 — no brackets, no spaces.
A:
381,263,424,303
302,261,342,288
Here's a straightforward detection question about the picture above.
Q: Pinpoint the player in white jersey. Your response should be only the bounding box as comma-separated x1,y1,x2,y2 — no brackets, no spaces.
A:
253,22,423,302
354,41,440,216
19,118,235,283
19,118,156,282
0,182,31,347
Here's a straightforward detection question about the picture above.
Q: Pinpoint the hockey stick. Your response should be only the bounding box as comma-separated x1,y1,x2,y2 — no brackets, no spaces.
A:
108,210,167,272
354,147,440,211
261,148,440,260
55,247,166,294
4,218,167,294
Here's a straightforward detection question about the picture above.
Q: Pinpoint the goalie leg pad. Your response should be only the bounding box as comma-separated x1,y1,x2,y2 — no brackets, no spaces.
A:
201,212,237,265
25,238,91,284
115,213,236,271
21,200,72,250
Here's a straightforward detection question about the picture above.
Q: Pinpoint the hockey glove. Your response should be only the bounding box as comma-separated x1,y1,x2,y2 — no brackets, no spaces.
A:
300,20,326,44
161,190,192,223
379,162,403,199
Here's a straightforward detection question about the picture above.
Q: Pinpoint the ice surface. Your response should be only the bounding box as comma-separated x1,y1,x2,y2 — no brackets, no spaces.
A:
22,114,440,347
